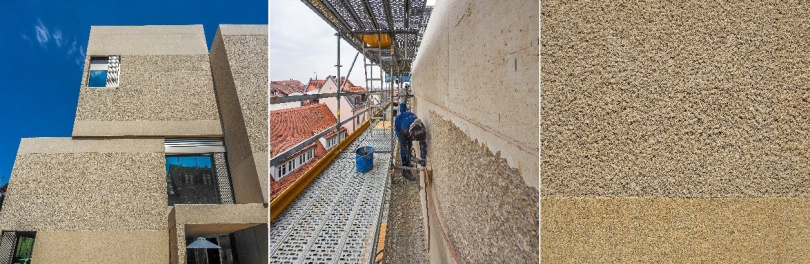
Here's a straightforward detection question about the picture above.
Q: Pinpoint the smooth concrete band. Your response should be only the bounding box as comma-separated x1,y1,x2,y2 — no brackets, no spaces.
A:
88,25,208,55
17,137,164,154
542,197,810,263
72,120,223,137
32,230,168,264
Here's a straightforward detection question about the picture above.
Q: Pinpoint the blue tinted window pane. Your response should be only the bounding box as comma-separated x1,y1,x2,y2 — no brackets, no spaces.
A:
89,70,107,87
165,155,218,205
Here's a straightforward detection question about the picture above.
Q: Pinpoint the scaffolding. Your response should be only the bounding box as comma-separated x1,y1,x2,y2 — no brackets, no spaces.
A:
270,1,433,263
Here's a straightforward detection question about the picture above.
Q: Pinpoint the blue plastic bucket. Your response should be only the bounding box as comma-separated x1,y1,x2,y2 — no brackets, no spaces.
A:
355,146,374,173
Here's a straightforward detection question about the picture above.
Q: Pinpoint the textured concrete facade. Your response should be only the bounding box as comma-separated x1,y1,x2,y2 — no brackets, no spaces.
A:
74,25,222,137
1,25,268,263
542,1,810,261
210,25,268,204
411,0,539,188
409,0,539,262
0,138,167,231
0,138,169,261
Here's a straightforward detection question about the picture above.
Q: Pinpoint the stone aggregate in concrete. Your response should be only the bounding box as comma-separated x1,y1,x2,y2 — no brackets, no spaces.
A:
0,151,167,231
76,55,219,122
429,112,538,263
542,0,810,197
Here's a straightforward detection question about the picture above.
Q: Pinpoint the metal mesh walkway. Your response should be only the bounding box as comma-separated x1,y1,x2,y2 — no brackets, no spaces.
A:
270,127,392,263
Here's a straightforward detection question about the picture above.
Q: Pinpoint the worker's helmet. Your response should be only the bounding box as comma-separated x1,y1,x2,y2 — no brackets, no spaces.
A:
409,119,426,141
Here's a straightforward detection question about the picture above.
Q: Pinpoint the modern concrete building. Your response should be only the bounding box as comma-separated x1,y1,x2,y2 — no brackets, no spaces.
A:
0,25,267,264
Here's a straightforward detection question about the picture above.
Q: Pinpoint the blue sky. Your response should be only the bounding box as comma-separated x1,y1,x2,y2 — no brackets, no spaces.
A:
0,0,267,186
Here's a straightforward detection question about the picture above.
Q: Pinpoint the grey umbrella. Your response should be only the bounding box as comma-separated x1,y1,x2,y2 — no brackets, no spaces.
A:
186,237,221,249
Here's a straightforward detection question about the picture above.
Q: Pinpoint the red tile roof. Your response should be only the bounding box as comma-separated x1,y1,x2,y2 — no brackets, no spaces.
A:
269,103,348,202
306,79,327,92
271,104,338,157
271,79,306,96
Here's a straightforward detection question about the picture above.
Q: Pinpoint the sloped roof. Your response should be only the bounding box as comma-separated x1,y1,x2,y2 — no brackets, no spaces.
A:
271,79,306,96
270,104,338,157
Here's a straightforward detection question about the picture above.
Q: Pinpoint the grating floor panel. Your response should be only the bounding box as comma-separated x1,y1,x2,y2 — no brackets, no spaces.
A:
271,127,392,264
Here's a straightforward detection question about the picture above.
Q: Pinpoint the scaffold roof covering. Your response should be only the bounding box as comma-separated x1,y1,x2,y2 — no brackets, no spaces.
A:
301,0,433,76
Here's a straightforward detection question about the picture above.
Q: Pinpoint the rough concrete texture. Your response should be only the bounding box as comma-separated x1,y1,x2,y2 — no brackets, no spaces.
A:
542,197,810,263
542,1,810,197
383,153,427,264
209,25,268,203
0,138,167,231
87,25,208,55
74,54,221,137
428,112,538,263
32,230,168,264
411,0,539,187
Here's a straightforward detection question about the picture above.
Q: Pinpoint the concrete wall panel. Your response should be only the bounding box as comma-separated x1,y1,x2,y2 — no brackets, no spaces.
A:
87,25,208,55
412,0,539,187
425,112,538,262
32,230,168,264
0,138,167,231
74,54,221,137
541,0,810,197
210,26,268,204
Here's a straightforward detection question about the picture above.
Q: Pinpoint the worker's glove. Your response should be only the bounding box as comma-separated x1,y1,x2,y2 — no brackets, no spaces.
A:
419,160,426,166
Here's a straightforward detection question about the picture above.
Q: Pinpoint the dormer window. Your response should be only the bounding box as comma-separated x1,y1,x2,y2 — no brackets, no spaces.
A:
89,55,120,88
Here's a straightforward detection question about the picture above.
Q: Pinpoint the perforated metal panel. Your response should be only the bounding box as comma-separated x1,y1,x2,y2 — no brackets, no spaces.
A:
214,153,234,204
106,55,120,87
270,127,392,264
0,232,16,264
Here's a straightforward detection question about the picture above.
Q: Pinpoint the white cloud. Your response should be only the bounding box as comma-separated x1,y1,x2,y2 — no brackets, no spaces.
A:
75,45,86,67
67,40,77,55
34,18,49,47
53,30,63,47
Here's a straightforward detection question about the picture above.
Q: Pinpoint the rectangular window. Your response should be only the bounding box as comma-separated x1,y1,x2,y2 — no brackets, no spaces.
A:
88,55,120,88
165,155,220,206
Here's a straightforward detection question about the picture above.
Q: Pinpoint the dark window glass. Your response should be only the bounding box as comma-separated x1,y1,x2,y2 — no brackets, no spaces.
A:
12,233,35,264
166,155,219,206
89,70,108,87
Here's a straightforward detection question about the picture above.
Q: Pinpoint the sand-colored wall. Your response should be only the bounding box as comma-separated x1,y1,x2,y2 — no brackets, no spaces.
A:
409,0,539,262
210,25,268,204
411,0,539,189
0,138,168,262
542,0,810,261
74,25,221,137
31,230,168,264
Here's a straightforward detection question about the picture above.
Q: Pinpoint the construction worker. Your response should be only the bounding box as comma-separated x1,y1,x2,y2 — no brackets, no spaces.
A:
395,102,427,181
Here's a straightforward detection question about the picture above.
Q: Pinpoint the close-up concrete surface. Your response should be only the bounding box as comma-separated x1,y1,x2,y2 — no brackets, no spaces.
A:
542,0,810,262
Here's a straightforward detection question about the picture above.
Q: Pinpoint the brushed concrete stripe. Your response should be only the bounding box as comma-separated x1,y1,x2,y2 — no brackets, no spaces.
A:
72,120,223,138
32,230,168,264
88,25,208,55
541,197,810,263
18,137,164,154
